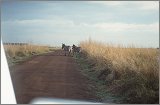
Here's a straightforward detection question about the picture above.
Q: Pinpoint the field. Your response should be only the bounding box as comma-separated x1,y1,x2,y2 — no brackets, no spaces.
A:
3,44,52,66
3,41,159,104
79,39,159,104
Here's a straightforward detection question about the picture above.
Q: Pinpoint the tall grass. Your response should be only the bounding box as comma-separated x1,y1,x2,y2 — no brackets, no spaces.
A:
4,44,50,58
79,39,159,103
4,44,50,66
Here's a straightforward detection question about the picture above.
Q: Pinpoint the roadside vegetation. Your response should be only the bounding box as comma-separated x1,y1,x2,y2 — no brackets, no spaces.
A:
76,39,159,104
3,44,54,66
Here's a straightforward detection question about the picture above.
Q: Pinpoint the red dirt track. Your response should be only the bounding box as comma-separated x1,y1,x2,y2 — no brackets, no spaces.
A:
10,50,98,104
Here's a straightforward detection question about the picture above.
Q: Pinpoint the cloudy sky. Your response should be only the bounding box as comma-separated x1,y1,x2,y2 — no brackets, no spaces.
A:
1,1,159,47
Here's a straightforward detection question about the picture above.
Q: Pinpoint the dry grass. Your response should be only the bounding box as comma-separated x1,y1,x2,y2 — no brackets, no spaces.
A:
4,44,50,58
3,44,50,66
79,39,159,103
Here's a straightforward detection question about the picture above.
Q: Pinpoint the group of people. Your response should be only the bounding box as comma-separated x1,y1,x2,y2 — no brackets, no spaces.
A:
62,43,81,56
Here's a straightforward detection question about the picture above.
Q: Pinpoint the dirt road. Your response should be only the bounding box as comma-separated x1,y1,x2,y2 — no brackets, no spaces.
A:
10,50,99,104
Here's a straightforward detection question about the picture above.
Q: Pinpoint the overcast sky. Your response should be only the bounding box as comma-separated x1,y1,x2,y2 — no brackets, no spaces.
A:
1,1,159,47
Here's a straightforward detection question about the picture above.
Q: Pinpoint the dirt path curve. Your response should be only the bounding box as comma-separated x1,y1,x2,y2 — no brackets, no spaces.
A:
10,50,98,104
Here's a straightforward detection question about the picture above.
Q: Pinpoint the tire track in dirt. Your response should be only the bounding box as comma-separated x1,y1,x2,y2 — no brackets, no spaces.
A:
10,50,99,104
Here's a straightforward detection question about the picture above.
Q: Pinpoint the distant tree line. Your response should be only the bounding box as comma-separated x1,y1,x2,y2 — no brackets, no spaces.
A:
3,43,28,45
